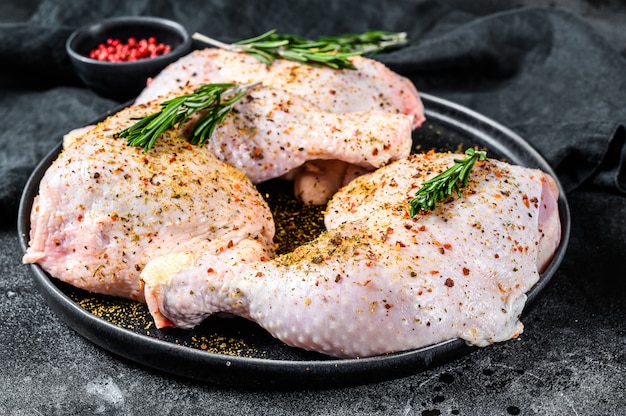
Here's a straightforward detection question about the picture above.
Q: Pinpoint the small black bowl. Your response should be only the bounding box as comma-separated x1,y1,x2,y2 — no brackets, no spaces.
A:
66,16,192,102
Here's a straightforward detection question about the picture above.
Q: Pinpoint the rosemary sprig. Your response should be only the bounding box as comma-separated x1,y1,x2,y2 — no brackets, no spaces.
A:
118,82,261,151
192,29,408,70
409,148,487,216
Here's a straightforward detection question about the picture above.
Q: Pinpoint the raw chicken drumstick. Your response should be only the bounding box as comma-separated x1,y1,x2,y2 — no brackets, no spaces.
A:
141,152,562,358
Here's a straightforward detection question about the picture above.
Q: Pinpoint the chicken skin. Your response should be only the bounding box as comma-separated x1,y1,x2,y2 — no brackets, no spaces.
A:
141,152,562,358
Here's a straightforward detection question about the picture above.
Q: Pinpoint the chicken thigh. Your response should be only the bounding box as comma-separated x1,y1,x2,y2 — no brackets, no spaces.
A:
23,100,276,301
141,152,562,358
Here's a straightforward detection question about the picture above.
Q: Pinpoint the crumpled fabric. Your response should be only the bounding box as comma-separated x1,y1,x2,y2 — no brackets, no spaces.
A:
1,0,625,229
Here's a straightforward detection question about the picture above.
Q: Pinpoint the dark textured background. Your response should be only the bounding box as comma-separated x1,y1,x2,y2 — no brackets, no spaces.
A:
1,1,625,415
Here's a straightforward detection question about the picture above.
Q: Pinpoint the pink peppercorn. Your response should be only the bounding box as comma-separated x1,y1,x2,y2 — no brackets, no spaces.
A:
88,36,171,62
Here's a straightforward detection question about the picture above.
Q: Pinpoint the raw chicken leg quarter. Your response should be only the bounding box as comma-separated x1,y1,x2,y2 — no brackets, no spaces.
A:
135,48,425,205
141,152,562,358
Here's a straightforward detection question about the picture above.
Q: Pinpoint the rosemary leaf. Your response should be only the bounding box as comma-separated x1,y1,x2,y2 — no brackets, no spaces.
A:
409,148,487,216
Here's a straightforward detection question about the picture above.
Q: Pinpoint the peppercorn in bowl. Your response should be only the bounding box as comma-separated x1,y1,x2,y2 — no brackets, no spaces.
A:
66,16,192,101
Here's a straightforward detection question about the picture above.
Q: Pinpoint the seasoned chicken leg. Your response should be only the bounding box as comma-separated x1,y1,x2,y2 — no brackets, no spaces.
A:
141,152,561,358
23,100,275,301
137,49,423,203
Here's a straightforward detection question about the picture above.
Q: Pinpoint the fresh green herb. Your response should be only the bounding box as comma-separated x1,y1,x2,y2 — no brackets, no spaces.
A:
118,82,261,151
409,148,487,216
192,29,408,70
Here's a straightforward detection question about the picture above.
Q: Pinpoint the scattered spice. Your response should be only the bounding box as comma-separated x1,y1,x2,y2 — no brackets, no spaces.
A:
68,286,264,357
258,180,325,254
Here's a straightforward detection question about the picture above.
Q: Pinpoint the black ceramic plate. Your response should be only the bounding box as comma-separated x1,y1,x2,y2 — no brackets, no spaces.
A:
17,93,571,388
